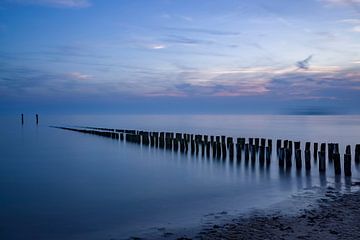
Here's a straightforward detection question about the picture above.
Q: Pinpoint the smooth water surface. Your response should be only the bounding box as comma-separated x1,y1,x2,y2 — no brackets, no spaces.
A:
1,114,360,239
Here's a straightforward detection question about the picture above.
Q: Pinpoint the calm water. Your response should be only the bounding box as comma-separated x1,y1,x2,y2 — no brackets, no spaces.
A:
1,114,360,239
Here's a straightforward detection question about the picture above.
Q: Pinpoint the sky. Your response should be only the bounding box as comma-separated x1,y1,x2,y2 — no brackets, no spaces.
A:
0,0,359,114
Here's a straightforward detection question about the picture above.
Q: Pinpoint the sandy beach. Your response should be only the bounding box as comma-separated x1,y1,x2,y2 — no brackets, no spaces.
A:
194,186,360,240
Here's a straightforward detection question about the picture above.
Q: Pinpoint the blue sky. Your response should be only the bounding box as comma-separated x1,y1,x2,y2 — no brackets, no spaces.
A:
0,0,359,114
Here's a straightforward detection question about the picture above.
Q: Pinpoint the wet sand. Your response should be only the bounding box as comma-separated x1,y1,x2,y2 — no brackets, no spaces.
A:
195,187,360,240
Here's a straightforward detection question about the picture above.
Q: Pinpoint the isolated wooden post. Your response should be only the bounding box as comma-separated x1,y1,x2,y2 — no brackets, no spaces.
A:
36,114,39,125
21,114,24,125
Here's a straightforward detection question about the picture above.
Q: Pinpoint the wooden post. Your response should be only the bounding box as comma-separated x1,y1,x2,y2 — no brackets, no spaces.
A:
249,138,254,146
313,143,318,159
229,142,234,160
254,138,259,147
276,139,281,153
222,142,227,159
295,149,302,169
355,144,360,164
260,138,266,147
236,143,242,161
21,113,24,125
294,141,301,150
36,114,39,125
250,145,256,162
344,153,352,177
285,148,292,169
305,150,311,170
318,151,326,172
278,148,285,167
216,142,221,159
212,142,217,158
259,146,265,165
265,147,271,165
206,142,210,157
268,139,272,153
328,143,334,162
333,153,341,175
245,143,249,161
174,139,179,152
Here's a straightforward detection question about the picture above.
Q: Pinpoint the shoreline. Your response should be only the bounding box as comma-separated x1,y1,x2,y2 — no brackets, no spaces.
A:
193,186,360,240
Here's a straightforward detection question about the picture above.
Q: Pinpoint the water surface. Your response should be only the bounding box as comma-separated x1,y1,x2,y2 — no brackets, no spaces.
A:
1,114,360,239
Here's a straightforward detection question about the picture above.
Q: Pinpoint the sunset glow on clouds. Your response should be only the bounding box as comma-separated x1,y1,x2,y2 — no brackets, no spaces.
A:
0,0,359,113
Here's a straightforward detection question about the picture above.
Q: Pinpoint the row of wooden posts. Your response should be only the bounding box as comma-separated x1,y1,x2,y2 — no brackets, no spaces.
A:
55,126,360,177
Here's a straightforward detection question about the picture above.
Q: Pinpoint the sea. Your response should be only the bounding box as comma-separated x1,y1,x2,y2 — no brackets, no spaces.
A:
1,114,360,239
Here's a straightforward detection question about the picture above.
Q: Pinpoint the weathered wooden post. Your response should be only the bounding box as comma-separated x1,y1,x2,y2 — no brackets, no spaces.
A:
284,140,289,149
254,138,259,147
260,138,266,147
227,137,233,147
250,145,256,162
344,145,352,176
210,136,214,143
288,141,293,155
295,149,302,169
201,141,205,157
222,142,227,159
216,142,222,159
305,150,311,170
212,142,217,158
249,138,254,146
328,143,334,162
21,113,24,125
229,142,234,160
356,144,360,164
265,147,271,165
268,139,273,153
174,139,179,152
245,143,249,161
36,114,39,125
318,151,326,172
285,148,292,169
190,140,195,155
279,147,285,167
344,153,352,176
333,153,341,175
236,143,242,161
294,141,301,150
276,139,281,153
259,146,265,165
313,143,318,160
206,142,211,157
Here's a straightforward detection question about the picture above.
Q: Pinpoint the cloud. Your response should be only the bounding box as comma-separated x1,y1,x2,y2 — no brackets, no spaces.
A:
163,27,241,36
8,0,91,8
66,72,93,80
149,44,167,50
